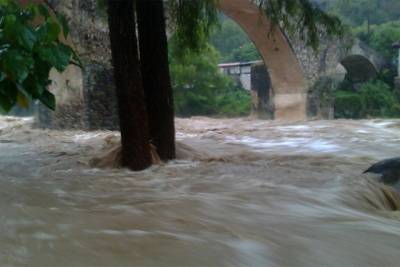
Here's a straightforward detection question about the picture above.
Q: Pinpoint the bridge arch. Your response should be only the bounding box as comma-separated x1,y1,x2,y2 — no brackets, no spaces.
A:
335,40,384,83
218,0,307,121
340,55,378,82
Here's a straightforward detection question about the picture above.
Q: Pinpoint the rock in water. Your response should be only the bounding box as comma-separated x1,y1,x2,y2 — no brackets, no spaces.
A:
364,157,400,191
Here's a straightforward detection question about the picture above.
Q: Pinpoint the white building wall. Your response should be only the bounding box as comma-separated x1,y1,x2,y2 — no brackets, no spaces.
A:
218,61,262,91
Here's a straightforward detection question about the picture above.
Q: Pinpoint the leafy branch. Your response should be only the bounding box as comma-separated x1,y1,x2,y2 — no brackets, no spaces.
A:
0,0,77,112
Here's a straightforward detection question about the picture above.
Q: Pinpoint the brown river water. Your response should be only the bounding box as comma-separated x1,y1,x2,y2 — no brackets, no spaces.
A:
0,116,400,267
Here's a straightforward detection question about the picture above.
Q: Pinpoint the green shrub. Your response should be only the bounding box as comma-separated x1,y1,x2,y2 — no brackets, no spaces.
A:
334,80,400,118
215,89,251,117
359,80,395,117
353,20,400,61
169,36,251,117
334,91,364,118
209,19,260,63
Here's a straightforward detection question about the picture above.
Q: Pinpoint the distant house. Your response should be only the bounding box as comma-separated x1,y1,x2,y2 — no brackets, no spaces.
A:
218,60,273,119
218,60,263,90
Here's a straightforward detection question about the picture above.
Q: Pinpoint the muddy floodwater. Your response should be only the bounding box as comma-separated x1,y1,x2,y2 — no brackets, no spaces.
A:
1,116,400,267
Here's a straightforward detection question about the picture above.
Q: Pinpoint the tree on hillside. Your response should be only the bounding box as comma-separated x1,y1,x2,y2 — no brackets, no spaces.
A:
169,38,251,117
258,0,343,50
210,19,261,63
107,0,152,170
328,0,400,28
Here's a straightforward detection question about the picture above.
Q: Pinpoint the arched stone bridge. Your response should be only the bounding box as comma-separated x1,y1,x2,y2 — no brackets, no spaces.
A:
35,0,384,129
218,0,384,121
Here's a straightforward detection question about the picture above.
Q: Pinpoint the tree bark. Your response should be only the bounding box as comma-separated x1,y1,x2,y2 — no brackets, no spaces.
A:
136,0,176,161
107,0,152,170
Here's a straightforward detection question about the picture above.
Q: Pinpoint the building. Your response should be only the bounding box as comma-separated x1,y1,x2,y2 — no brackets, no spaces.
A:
218,60,263,90
218,61,274,119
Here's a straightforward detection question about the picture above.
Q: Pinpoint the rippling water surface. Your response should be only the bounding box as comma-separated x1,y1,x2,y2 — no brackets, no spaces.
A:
0,116,400,267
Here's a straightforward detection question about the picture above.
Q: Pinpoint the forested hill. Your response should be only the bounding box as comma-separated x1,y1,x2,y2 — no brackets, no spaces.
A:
312,0,400,26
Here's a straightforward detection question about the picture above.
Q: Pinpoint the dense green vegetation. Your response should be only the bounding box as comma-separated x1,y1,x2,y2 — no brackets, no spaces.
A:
0,1,77,113
167,15,261,118
169,36,251,117
334,80,400,119
209,18,260,63
323,0,400,65
169,17,265,118
321,0,400,27
168,0,343,118
354,21,400,62
316,0,400,119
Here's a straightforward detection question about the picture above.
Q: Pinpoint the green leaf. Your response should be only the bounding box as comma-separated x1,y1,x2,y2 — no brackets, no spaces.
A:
22,75,48,98
17,90,29,108
17,25,37,51
37,4,49,18
35,19,61,43
3,14,37,51
0,2,74,112
0,72,6,82
2,49,34,83
38,89,55,110
0,0,10,6
0,79,18,112
38,43,72,72
46,19,61,42
3,14,17,40
57,14,70,38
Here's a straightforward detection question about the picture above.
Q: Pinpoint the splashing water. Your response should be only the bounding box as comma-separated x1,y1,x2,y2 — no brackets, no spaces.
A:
0,116,400,267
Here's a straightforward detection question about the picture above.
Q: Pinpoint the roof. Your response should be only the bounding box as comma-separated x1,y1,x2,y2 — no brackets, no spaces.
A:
218,60,263,68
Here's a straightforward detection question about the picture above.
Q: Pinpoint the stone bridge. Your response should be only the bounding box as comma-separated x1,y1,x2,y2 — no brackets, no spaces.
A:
218,0,384,121
35,0,384,129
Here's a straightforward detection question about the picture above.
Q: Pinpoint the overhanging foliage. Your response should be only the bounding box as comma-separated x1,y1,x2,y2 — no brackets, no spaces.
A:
0,0,78,112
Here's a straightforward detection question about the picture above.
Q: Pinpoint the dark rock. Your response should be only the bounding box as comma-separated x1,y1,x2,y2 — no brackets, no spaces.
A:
364,157,400,191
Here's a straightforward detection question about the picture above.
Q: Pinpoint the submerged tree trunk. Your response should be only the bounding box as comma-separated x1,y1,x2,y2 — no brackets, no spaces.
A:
137,0,176,161
107,0,152,170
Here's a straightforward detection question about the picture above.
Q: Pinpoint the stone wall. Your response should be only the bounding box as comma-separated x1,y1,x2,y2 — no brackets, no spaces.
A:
35,0,385,127
82,62,119,130
219,0,308,121
288,32,350,85
251,64,274,119
36,0,118,130
306,76,338,119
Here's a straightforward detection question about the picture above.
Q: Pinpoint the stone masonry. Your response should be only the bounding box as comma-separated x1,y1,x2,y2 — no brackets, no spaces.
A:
36,0,119,130
35,0,386,128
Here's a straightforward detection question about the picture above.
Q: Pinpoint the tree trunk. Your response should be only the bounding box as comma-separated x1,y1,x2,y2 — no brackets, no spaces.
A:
136,0,176,161
107,0,152,170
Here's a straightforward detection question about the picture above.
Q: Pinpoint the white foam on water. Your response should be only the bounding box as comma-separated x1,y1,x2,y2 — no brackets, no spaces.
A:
176,132,198,140
225,135,341,153
73,132,104,143
0,121,7,130
276,125,311,131
307,140,341,152
365,121,396,129
32,232,57,241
